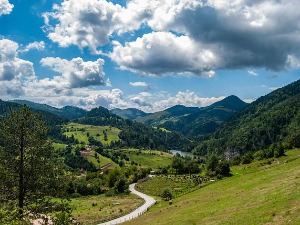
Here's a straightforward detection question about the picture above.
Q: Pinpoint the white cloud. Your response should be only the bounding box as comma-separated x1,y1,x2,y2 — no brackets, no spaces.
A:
21,41,45,53
248,70,258,76
126,90,225,112
39,57,108,91
129,81,149,87
83,89,128,109
0,0,14,16
42,0,200,54
43,0,123,54
0,39,35,97
111,32,219,76
44,0,300,73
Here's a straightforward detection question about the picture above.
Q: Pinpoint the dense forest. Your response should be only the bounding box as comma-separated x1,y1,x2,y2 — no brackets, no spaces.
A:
194,79,300,156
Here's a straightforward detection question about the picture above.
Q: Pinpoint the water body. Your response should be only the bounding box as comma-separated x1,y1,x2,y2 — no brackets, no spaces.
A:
170,150,194,158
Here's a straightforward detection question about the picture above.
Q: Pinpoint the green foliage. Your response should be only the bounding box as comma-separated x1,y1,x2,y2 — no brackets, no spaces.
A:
195,79,300,156
241,152,254,164
114,177,128,194
161,189,173,201
206,154,231,177
53,200,73,225
0,106,69,222
62,146,97,172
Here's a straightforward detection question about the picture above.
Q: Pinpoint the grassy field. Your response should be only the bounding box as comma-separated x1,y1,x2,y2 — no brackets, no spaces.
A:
52,142,67,150
71,194,144,225
63,123,121,146
125,149,300,225
120,149,173,169
86,151,119,169
136,175,202,199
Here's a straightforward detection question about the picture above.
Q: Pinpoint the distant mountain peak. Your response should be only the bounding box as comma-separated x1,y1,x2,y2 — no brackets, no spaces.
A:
210,95,248,111
110,108,148,120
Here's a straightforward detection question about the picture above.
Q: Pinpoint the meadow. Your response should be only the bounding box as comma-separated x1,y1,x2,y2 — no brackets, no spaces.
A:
125,149,300,225
136,175,207,199
120,149,173,169
71,194,143,225
63,122,121,146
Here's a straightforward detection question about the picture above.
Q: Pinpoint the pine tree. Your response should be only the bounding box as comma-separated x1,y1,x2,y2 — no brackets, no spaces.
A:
0,106,67,223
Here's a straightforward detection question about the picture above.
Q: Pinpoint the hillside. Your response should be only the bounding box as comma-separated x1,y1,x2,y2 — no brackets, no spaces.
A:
132,96,247,139
76,106,192,150
111,108,149,120
126,149,300,225
134,105,201,125
161,96,248,139
195,79,300,155
0,99,66,126
11,100,87,120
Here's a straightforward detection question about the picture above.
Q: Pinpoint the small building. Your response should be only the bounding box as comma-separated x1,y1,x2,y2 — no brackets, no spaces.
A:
150,170,156,176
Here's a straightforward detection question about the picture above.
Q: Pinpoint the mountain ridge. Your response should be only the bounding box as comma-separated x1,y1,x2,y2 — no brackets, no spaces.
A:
194,79,300,155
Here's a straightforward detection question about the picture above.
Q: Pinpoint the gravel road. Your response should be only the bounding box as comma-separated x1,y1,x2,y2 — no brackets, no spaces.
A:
97,183,156,225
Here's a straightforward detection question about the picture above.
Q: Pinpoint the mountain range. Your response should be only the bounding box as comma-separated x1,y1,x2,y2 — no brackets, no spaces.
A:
112,95,248,139
1,78,300,156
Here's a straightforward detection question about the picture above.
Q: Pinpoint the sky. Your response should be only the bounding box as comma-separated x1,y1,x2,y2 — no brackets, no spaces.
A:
0,0,299,112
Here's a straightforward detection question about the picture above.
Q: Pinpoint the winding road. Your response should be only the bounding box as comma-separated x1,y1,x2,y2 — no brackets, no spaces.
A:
98,183,156,225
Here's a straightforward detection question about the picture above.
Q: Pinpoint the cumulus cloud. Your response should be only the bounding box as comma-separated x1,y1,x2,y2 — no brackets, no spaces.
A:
44,0,300,74
38,57,108,92
75,89,225,112
0,39,35,97
144,0,300,71
111,32,219,76
126,91,225,112
0,0,14,16
129,81,149,87
21,41,45,53
43,0,124,54
83,89,128,109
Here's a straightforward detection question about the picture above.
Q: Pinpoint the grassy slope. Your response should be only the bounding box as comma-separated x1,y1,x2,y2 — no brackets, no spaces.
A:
125,149,300,225
86,151,119,169
64,122,121,146
121,149,173,169
71,194,143,225
52,142,67,150
136,176,199,199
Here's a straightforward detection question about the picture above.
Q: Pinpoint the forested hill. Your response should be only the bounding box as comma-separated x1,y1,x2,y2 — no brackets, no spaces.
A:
160,95,248,139
11,100,87,120
129,96,248,139
134,105,201,125
76,106,192,150
110,108,149,120
0,99,67,126
194,79,300,156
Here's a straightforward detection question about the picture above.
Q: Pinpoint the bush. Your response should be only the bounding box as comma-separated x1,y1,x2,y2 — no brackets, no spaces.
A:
161,189,173,201
241,152,253,164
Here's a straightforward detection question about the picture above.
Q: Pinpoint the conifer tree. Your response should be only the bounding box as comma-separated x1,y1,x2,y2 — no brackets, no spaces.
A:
0,106,67,223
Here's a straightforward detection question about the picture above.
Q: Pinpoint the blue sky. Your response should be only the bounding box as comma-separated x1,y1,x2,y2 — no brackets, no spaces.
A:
0,0,299,112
